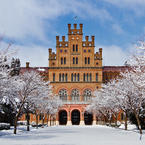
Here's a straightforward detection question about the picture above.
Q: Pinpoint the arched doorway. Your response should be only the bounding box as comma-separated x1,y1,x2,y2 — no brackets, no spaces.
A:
84,112,93,125
59,110,67,125
71,110,80,125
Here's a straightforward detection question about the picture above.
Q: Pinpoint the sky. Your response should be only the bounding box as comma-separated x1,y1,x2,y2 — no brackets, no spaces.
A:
0,0,145,67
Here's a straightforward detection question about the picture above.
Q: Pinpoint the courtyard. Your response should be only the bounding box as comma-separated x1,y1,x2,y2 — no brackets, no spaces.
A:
0,125,144,145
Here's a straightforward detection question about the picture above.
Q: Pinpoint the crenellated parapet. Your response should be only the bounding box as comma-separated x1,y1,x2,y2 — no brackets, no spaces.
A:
82,36,95,47
94,48,102,60
56,36,68,47
68,23,83,35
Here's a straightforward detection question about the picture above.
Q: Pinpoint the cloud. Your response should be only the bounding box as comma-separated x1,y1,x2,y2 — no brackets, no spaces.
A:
0,0,112,42
14,44,48,67
96,45,130,66
112,24,124,35
103,0,145,16
18,44,130,67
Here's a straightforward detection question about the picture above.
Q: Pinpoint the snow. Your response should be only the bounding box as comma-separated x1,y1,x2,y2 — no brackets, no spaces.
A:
37,68,46,72
0,125,144,145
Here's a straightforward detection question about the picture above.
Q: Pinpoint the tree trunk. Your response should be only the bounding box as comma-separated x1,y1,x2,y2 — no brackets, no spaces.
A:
134,110,142,135
14,116,18,134
50,115,52,126
42,114,45,128
46,113,49,127
26,112,30,131
124,111,128,130
36,113,38,129
115,117,117,127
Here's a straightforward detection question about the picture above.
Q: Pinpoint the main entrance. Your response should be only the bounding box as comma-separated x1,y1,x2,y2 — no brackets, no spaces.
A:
71,109,80,125
84,112,93,125
59,110,67,125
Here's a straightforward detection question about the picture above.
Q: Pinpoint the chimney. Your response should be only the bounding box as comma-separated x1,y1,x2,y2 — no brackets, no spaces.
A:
26,62,29,68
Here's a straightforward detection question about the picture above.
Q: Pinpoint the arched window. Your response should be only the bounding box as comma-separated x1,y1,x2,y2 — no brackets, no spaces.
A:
83,89,92,101
83,73,85,82
85,57,87,64
96,73,98,82
87,73,89,82
88,57,90,64
62,73,65,82
74,73,76,82
64,57,66,64
71,89,80,101
90,73,92,82
76,44,78,52
76,57,78,64
59,73,61,82
73,45,75,52
61,57,63,64
59,89,67,101
77,73,80,82
53,73,55,82
71,73,73,82
73,57,75,64
65,74,67,82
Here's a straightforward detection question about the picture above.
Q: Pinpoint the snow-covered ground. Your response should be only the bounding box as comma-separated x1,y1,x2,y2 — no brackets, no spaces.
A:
0,125,145,145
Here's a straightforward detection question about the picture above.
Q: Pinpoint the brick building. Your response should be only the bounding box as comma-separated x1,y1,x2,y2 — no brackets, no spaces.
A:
21,23,128,125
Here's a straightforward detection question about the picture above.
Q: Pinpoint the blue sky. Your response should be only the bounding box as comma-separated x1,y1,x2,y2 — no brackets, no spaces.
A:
0,0,145,66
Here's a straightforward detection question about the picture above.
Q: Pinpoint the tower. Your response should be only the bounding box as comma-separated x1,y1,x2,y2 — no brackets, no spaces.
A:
48,23,103,125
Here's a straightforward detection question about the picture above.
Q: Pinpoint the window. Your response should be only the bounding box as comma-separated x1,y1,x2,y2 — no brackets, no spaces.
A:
77,73,80,82
60,49,62,53
62,73,65,82
61,57,63,64
85,57,87,64
90,73,92,82
83,89,92,101
73,45,75,52
39,114,43,120
71,73,73,82
83,73,85,81
76,44,78,52
59,73,61,82
71,89,80,101
96,73,98,82
88,57,90,64
84,49,86,52
59,89,67,101
64,57,66,64
73,57,75,64
76,57,78,64
53,73,55,82
88,49,91,52
87,73,89,82
65,74,67,82
64,50,67,53
121,113,124,120
74,73,76,82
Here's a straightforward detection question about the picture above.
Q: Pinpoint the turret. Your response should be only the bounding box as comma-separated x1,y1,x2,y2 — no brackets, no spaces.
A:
68,23,83,35
56,36,59,46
